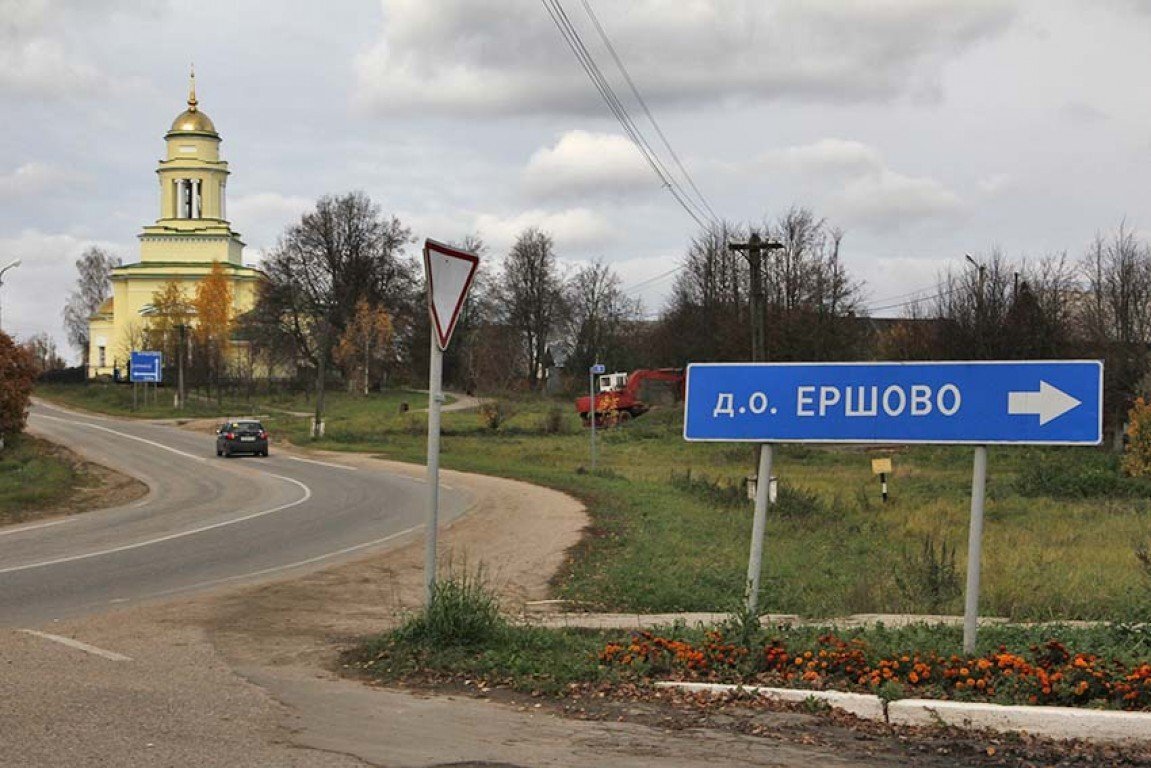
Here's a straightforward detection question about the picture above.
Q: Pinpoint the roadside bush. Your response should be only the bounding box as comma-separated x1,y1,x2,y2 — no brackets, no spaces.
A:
1015,449,1151,498
669,469,745,508
668,470,824,518
0,332,37,450
394,569,505,648
478,400,508,431
892,536,962,613
542,406,568,435
1125,398,1151,477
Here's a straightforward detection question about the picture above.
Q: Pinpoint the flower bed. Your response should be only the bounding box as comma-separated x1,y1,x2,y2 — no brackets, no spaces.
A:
599,631,1151,711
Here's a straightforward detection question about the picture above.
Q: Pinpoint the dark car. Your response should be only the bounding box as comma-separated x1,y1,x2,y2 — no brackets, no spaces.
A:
216,419,269,457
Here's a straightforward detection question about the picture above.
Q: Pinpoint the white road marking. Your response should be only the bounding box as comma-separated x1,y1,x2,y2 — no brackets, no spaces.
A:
0,473,312,576
19,629,133,661
144,524,422,598
34,414,207,462
0,518,72,537
289,456,358,471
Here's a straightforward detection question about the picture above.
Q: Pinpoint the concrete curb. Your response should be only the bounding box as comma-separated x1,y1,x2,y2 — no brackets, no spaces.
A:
656,681,1151,743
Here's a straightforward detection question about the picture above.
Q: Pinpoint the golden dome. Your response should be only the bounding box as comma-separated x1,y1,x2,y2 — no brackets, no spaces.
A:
169,108,216,134
167,68,218,135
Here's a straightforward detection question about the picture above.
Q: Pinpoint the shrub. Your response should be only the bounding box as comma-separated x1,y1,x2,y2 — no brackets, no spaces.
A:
0,332,37,450
478,400,507,431
1125,398,1151,477
542,406,567,435
893,536,961,613
394,569,505,648
1015,450,1150,498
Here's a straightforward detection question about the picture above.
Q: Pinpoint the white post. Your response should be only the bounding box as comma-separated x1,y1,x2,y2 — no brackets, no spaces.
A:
589,367,597,471
424,333,444,605
745,443,774,614
963,446,988,654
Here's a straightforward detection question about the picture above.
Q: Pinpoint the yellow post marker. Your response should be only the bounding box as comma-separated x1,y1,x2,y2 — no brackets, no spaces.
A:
871,458,893,503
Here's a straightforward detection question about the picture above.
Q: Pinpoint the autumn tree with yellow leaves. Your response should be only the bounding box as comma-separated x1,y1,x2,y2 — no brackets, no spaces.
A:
334,298,393,394
193,261,233,398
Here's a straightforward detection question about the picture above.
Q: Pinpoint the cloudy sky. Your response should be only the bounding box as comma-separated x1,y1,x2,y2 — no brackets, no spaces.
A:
2,0,1150,362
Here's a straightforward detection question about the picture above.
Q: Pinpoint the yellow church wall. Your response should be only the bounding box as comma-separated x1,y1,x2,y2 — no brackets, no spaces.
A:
139,235,242,264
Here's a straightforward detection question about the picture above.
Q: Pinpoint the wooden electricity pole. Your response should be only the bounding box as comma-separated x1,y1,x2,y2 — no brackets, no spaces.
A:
729,232,785,362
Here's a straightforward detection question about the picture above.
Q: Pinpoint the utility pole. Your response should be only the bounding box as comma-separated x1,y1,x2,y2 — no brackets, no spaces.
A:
727,233,784,615
729,233,785,362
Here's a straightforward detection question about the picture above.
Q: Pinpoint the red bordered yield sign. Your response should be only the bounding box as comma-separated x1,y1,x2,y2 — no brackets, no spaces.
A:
423,238,479,350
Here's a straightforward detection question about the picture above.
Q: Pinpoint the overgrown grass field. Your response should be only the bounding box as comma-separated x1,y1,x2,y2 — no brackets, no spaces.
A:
35,383,1151,621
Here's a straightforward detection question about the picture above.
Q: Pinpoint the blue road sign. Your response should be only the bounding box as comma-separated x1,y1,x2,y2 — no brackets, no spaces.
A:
684,360,1103,445
590,364,606,374
129,351,163,383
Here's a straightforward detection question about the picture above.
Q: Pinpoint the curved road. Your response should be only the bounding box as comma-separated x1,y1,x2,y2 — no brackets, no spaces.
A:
2,401,469,627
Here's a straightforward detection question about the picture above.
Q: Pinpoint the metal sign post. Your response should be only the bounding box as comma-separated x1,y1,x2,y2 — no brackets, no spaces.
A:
964,446,988,654
745,443,774,613
422,239,480,605
589,363,605,470
684,360,1103,638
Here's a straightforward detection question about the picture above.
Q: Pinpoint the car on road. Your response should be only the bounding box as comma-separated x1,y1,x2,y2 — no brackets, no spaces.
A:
215,419,269,457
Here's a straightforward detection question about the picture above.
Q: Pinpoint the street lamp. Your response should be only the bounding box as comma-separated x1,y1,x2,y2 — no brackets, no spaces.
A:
0,259,21,334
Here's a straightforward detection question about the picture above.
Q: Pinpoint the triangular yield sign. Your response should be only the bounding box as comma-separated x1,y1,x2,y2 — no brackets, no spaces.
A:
423,238,480,350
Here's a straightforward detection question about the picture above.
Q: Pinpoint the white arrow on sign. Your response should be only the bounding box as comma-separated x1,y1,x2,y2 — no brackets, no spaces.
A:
424,238,480,350
1007,380,1081,425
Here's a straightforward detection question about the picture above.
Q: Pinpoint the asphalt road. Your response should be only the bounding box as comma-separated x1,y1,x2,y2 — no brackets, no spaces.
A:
4,401,469,627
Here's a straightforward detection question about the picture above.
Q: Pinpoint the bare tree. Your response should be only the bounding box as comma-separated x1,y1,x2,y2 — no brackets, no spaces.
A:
498,227,566,389
1080,224,1151,447
62,246,119,366
563,260,641,377
655,221,748,365
21,332,66,374
258,192,415,435
763,208,864,360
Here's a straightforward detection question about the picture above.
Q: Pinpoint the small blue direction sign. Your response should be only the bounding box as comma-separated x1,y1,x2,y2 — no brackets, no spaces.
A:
684,360,1102,445
129,351,163,383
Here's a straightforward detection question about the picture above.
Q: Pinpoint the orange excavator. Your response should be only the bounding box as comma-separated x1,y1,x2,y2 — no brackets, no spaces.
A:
575,368,686,426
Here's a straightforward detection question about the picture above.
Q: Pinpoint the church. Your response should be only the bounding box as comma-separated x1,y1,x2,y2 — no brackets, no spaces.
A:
87,73,264,378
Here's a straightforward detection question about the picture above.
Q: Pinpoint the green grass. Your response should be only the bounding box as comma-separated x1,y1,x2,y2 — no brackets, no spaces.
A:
36,384,1151,621
257,394,1151,622
0,434,81,523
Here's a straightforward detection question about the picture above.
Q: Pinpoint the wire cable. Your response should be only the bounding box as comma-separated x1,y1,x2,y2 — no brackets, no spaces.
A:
540,0,716,231
576,0,721,225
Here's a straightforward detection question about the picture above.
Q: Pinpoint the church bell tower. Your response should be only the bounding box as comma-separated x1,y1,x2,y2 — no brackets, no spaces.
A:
140,68,245,265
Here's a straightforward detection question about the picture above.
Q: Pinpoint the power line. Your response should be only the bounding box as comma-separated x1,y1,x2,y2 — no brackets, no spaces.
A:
539,0,716,231
621,263,683,295
575,0,720,225
864,284,957,316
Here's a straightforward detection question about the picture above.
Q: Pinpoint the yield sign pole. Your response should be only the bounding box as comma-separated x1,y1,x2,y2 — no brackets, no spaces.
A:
422,239,479,605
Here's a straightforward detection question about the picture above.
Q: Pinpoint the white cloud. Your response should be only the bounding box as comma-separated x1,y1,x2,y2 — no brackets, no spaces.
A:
227,192,313,251
0,230,125,360
474,208,617,255
755,138,963,230
354,0,1019,116
522,131,654,199
758,139,884,176
978,173,1012,194
0,0,100,96
832,170,963,229
0,162,63,199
